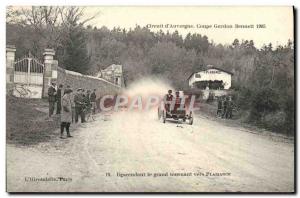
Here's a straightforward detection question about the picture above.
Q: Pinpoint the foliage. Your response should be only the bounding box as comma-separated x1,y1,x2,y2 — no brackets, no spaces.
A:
249,87,280,122
6,7,294,135
58,23,90,74
261,111,286,132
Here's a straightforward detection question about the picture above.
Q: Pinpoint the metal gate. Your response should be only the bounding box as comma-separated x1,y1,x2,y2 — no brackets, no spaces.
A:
13,52,44,98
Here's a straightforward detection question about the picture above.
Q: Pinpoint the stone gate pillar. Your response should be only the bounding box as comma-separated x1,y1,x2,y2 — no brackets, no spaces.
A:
43,48,57,98
6,45,16,94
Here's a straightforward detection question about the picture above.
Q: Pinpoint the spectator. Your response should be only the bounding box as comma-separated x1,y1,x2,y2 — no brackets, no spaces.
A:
56,84,63,114
85,90,91,107
226,96,233,119
74,88,85,123
90,89,97,114
81,89,87,122
82,89,86,98
48,82,56,117
65,85,75,123
222,97,228,119
60,88,73,138
217,97,223,117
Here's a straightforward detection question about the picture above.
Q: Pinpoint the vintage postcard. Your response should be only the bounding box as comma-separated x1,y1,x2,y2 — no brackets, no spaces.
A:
6,6,294,193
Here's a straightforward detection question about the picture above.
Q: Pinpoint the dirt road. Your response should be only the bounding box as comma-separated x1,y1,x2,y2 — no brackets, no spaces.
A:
6,110,294,192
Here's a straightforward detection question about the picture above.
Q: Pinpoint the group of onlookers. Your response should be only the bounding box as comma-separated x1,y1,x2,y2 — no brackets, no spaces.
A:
217,96,233,119
47,82,97,138
73,88,97,123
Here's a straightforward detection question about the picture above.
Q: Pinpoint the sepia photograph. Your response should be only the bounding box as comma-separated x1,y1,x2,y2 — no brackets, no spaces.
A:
5,6,295,193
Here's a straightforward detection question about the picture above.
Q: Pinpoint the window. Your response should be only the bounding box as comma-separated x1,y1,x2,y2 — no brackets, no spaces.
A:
195,73,201,78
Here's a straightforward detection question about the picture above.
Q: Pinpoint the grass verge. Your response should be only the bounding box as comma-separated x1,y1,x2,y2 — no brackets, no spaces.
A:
6,95,60,146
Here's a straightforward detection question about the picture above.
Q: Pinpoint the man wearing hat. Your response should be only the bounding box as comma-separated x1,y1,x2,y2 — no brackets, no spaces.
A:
65,85,75,122
48,82,57,117
74,88,85,123
61,88,73,138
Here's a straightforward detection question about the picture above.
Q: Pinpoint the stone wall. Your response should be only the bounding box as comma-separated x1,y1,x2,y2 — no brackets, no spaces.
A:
6,46,122,99
57,67,121,98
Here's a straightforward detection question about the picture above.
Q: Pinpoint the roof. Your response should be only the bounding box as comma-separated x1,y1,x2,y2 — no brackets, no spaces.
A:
102,64,123,72
187,66,234,80
208,66,234,75
96,64,123,78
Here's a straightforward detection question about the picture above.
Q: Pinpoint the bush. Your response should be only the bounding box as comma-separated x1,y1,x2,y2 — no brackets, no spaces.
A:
284,95,295,135
249,87,280,122
235,87,253,110
261,111,286,132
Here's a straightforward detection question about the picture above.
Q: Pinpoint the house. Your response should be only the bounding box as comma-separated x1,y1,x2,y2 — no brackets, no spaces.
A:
188,65,233,90
96,64,124,87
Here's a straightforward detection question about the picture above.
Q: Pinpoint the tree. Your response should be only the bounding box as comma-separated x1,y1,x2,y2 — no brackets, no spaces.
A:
8,6,97,64
60,24,90,74
232,39,240,48
58,7,92,74
171,30,183,47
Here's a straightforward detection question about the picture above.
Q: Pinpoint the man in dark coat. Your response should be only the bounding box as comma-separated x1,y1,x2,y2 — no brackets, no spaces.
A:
81,89,87,122
74,88,85,123
217,97,223,117
90,89,97,114
226,96,233,119
48,82,56,117
85,90,91,107
222,97,228,119
56,84,63,114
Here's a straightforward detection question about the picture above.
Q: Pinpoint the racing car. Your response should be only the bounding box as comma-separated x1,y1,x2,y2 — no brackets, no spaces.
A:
158,90,193,125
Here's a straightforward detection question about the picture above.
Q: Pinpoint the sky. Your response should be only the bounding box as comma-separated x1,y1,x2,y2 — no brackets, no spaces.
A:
83,6,294,48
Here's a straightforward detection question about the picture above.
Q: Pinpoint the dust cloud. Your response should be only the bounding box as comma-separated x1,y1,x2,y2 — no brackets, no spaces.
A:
119,77,174,112
124,77,174,99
